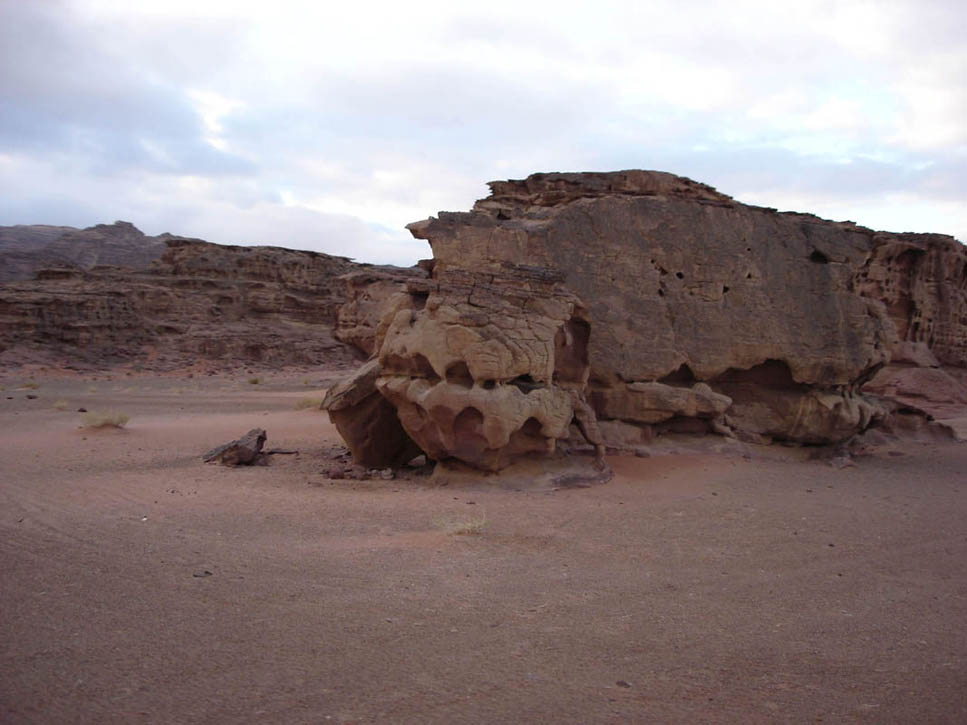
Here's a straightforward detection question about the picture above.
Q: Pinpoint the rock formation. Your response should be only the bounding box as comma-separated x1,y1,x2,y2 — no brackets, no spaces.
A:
334,265,428,356
0,228,381,370
327,170,966,472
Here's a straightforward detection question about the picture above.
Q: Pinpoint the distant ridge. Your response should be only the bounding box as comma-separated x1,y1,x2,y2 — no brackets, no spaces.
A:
0,221,167,282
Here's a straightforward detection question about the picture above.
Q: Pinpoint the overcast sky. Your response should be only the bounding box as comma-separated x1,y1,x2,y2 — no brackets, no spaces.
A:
1,0,964,264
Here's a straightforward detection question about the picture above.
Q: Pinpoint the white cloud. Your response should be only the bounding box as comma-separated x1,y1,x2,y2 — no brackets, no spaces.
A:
1,0,963,261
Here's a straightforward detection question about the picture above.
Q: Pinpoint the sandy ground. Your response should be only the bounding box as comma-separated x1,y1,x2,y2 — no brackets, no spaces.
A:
1,371,966,723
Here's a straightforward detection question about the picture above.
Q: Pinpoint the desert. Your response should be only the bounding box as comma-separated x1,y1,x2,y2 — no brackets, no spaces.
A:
2,167,967,722
1,370,966,722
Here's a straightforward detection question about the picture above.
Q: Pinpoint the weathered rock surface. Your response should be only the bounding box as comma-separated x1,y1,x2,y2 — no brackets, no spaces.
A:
0,226,404,370
853,232,967,368
203,428,267,465
321,359,422,468
374,263,605,471
334,266,427,356
403,170,963,446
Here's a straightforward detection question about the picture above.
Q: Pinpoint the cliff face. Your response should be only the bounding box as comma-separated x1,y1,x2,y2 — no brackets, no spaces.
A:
327,170,965,472
853,232,967,368
0,233,373,370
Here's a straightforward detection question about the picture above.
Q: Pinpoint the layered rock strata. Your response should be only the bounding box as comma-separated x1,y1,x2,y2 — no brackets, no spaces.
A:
0,231,370,369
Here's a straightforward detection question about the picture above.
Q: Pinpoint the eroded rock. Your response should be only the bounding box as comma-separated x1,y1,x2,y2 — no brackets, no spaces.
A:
406,170,904,444
375,263,605,472
321,359,422,468
203,428,267,466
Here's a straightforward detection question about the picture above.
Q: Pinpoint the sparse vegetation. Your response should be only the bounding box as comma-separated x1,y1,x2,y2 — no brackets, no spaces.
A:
294,397,323,410
81,410,130,428
87,386,98,393
22,382,40,390
52,399,69,411
248,377,261,385
434,514,487,536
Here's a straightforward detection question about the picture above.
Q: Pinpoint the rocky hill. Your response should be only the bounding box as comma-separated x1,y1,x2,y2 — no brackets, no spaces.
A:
0,224,422,371
0,221,168,283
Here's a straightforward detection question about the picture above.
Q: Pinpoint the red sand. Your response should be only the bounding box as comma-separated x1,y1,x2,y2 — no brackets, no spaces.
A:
1,372,966,722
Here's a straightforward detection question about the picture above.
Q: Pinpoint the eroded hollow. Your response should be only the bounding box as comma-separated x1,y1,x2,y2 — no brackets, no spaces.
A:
554,317,590,383
713,359,805,389
659,363,697,385
809,250,829,264
445,361,474,388
384,352,439,381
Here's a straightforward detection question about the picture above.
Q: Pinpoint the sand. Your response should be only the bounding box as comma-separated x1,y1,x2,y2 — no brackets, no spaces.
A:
1,371,966,723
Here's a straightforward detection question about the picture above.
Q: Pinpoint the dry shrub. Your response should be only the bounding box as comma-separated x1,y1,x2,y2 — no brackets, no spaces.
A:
82,410,130,428
434,514,487,536
52,399,69,411
294,397,323,410
248,377,261,385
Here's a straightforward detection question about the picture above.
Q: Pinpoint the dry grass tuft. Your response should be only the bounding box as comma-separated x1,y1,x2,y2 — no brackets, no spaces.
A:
81,410,130,429
434,514,487,536
22,381,40,390
294,397,324,410
52,399,69,411
248,377,261,385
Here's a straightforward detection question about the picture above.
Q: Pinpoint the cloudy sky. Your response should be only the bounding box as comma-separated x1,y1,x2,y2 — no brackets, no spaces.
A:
1,0,964,264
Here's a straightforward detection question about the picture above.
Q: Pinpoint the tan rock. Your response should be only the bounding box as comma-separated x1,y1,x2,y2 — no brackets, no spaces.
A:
407,170,904,443
853,233,967,368
321,359,422,468
334,267,427,356
375,263,605,471
592,381,731,424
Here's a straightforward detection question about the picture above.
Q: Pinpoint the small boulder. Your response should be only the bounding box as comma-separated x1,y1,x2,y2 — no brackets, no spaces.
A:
203,428,267,466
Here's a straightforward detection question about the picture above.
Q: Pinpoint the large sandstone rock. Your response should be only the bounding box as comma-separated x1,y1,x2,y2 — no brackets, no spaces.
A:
853,233,967,368
406,170,908,445
321,359,422,467
374,263,605,471
334,266,427,356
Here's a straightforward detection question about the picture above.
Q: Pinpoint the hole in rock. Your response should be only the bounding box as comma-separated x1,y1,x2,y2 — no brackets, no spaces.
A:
657,289,665,297
722,285,730,294
510,375,543,394
809,250,829,264
553,317,590,383
385,353,438,380
482,380,496,390
521,417,544,436
452,407,489,459
659,363,696,385
713,359,804,389
411,291,428,311
445,361,474,388
676,271,684,279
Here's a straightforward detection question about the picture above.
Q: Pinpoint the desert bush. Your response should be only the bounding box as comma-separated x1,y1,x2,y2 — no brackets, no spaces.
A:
52,399,69,411
22,381,39,390
248,377,261,385
294,397,323,410
434,514,487,536
82,410,130,428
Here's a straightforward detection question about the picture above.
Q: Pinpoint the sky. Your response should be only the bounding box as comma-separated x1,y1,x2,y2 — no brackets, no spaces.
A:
0,0,964,265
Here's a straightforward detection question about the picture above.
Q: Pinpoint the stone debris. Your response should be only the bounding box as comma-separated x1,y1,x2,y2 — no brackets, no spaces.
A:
203,428,267,466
